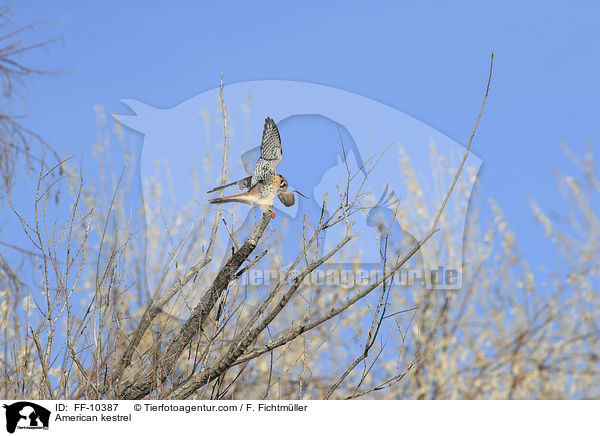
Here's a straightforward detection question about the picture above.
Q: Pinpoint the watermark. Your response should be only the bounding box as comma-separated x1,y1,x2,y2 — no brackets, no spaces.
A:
238,266,459,288
114,79,481,320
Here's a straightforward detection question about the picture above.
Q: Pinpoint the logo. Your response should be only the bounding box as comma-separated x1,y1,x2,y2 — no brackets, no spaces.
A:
114,80,481,320
3,402,50,433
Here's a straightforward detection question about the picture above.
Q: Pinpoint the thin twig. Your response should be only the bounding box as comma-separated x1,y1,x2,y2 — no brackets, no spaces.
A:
431,52,493,228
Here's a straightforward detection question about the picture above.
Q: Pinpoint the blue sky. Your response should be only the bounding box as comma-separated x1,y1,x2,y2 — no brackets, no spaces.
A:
6,0,600,272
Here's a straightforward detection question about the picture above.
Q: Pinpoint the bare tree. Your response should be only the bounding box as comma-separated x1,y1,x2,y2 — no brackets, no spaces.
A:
0,4,61,193
3,52,598,400
1,57,493,399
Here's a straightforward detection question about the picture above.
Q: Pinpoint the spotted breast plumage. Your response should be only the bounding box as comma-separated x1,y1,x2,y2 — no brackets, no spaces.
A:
208,117,295,216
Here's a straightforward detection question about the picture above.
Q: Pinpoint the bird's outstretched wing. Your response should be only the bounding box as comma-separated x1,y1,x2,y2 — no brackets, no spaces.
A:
206,176,252,193
251,117,282,187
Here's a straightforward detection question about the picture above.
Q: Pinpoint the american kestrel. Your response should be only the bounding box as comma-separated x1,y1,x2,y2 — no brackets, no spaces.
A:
208,117,295,215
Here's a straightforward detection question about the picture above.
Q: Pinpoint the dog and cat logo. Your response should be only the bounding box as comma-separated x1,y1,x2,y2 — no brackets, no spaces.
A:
2,402,50,433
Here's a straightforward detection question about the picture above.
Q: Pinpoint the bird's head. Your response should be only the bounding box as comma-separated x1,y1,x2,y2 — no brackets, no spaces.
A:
276,174,309,208
277,175,294,207
278,174,288,192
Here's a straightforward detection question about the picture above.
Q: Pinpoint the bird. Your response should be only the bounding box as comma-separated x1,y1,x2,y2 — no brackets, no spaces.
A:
208,117,296,217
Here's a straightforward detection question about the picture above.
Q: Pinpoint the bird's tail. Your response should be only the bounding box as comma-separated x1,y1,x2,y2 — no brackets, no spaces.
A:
206,176,252,193
208,192,253,205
